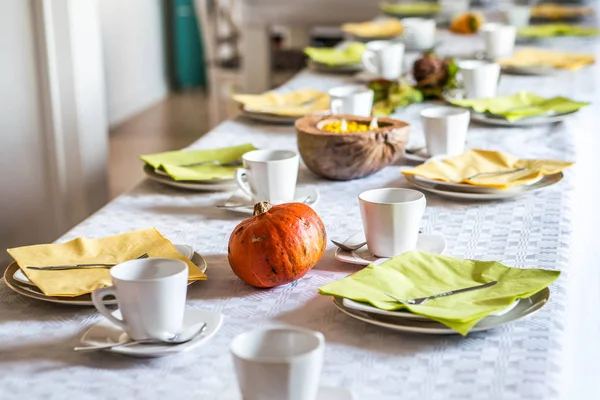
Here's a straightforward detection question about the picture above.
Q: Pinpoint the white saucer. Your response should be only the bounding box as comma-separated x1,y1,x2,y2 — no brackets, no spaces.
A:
13,244,196,286
79,308,223,358
470,110,578,127
308,60,364,74
219,187,320,214
403,147,431,163
334,231,446,266
219,386,354,400
144,165,237,191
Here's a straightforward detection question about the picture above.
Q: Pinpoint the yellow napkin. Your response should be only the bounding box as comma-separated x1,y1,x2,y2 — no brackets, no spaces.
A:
531,4,593,20
518,24,600,38
450,91,589,121
7,228,206,297
233,89,329,117
141,144,256,181
341,19,403,38
304,42,365,66
380,2,441,16
319,251,560,335
402,149,573,189
498,48,595,71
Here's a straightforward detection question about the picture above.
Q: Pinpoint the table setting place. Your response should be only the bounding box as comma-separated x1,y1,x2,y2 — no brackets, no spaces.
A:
2,2,598,400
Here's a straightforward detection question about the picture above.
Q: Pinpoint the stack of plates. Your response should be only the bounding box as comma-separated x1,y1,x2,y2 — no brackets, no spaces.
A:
332,288,549,335
3,244,207,306
403,170,564,200
143,164,237,191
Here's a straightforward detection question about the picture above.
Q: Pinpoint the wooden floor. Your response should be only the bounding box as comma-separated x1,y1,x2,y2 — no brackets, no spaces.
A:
108,90,211,199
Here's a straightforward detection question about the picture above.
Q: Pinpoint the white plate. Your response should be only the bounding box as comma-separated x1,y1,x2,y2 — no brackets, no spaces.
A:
470,110,578,127
308,60,364,74
403,147,431,163
79,308,223,358
4,247,207,306
220,386,354,400
501,65,564,76
404,172,564,201
219,187,320,214
342,298,520,321
332,288,549,335
154,168,233,184
334,231,446,266
144,165,237,191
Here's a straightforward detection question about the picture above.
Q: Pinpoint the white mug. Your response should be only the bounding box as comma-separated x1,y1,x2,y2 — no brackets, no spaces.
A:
236,149,299,204
328,85,374,117
440,0,470,20
362,40,405,80
230,327,325,400
457,60,501,99
402,18,436,50
482,23,517,60
359,188,426,258
501,5,531,28
421,106,470,157
91,258,188,341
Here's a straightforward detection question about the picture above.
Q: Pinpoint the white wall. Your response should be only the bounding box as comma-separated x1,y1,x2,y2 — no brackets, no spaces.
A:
99,0,169,126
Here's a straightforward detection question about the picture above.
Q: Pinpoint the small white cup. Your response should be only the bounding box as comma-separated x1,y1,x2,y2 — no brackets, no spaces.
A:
421,106,470,157
328,85,374,117
402,18,436,50
235,149,299,204
359,188,426,258
362,40,405,80
231,327,325,400
501,5,531,28
457,60,501,99
440,0,470,19
482,23,517,60
91,258,188,341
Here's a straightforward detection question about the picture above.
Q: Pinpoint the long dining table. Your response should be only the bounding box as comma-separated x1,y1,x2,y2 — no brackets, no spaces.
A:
1,29,600,400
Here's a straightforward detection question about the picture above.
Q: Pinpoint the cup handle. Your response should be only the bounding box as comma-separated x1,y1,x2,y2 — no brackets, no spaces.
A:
361,50,379,74
330,99,343,114
235,168,254,199
91,287,128,331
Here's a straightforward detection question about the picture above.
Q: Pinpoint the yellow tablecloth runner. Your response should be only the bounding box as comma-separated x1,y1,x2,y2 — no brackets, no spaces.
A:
7,228,206,297
233,89,329,117
498,48,595,71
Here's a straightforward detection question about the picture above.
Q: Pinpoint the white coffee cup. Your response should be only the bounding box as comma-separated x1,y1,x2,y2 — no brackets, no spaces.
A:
457,60,501,99
231,327,325,400
362,40,405,80
91,258,188,341
501,5,531,28
440,0,470,20
402,18,436,50
421,106,470,156
328,85,374,117
235,149,299,204
359,188,426,258
482,23,517,60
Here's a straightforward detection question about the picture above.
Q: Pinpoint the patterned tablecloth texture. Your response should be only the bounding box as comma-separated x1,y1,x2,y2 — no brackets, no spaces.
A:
1,33,598,400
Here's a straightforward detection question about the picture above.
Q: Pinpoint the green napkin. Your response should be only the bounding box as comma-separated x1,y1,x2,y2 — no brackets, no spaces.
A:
518,24,600,38
450,91,589,122
140,143,256,181
319,251,560,335
304,43,365,67
380,1,441,15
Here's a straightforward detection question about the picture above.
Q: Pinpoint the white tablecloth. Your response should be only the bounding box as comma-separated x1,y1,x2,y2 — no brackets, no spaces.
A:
1,34,599,400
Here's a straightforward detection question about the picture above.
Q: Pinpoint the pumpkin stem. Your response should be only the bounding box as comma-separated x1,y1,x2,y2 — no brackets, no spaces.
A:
253,201,272,216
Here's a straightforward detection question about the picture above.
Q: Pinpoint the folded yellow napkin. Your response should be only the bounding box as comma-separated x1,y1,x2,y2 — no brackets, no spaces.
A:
531,4,593,20
450,91,589,121
341,19,403,38
140,144,256,181
7,228,206,297
498,48,595,71
518,24,600,37
319,251,560,335
402,149,573,189
304,42,365,66
233,89,329,117
380,2,441,16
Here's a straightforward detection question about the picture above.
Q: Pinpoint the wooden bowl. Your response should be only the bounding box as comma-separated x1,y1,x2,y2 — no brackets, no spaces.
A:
295,114,410,181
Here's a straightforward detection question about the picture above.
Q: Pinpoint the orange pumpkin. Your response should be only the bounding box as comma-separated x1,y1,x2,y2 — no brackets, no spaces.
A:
450,12,485,35
228,201,327,288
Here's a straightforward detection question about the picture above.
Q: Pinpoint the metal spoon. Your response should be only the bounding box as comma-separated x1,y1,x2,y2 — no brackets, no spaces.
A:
74,322,207,353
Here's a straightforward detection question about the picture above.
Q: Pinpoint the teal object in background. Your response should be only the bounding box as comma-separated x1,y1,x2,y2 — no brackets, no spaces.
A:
169,0,206,89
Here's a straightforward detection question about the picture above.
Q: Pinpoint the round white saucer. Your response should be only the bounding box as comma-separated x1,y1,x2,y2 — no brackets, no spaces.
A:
403,147,431,163
219,187,320,214
334,231,446,266
219,386,354,400
79,308,223,358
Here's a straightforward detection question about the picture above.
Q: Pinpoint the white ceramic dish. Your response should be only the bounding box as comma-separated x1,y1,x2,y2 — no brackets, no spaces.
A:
308,60,364,74
79,308,223,358
332,288,549,335
4,245,207,306
403,147,431,163
220,187,320,214
404,172,564,201
500,65,564,76
334,231,446,266
154,168,233,184
144,165,237,191
470,110,578,127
